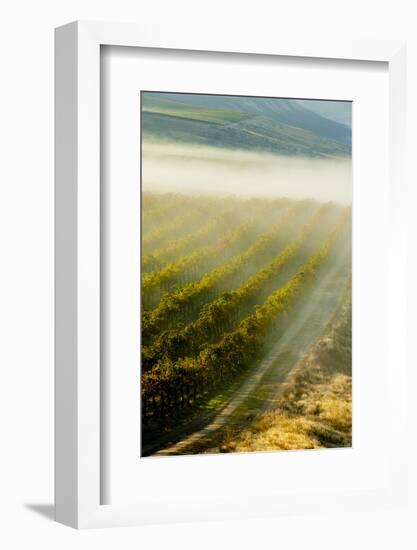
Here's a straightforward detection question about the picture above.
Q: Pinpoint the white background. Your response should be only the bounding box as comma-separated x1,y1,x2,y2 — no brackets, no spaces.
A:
0,1,416,548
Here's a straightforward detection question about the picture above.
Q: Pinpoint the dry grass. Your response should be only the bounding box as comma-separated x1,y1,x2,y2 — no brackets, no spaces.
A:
217,292,352,453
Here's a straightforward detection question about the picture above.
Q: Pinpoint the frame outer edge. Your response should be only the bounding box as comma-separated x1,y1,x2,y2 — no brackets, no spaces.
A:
387,44,408,496
54,19,408,529
55,21,79,529
76,21,101,529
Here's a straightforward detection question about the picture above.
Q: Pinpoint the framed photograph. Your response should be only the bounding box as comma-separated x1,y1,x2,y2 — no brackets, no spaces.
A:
55,21,407,528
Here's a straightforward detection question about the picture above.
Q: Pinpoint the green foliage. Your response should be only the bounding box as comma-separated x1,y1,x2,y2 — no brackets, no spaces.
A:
142,203,302,342
141,202,336,366
142,220,254,310
141,197,299,309
141,211,349,420
143,208,206,253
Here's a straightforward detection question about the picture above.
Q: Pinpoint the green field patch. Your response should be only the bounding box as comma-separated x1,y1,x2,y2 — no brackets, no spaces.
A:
142,94,250,124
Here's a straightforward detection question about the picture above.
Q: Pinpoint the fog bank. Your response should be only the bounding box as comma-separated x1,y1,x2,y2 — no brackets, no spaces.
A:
142,141,352,205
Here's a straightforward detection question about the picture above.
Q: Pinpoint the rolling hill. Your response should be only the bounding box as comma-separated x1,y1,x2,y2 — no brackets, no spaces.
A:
141,92,351,158
294,99,352,127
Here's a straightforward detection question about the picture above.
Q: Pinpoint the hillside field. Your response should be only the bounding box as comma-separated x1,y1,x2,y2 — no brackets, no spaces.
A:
141,192,352,456
142,93,351,157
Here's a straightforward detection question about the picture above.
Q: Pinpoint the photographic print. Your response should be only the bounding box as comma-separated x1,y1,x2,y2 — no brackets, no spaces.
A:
140,92,352,457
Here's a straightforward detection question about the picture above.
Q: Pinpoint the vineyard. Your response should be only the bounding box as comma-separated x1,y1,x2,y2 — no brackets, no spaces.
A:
141,192,352,456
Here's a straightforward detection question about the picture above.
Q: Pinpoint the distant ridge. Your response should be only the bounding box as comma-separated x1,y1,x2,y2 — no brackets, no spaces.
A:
142,92,351,158
294,99,352,128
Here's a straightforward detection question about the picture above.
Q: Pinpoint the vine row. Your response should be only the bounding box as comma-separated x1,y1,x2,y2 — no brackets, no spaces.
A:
141,212,349,420
141,202,315,346
141,204,337,369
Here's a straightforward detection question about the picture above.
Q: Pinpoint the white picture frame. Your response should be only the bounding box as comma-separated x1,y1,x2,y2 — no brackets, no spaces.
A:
55,21,407,529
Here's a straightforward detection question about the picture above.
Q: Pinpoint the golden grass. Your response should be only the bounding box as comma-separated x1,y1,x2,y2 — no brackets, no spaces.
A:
222,370,351,453
216,293,352,453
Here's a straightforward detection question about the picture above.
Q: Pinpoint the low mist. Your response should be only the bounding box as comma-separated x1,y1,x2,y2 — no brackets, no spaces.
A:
142,141,352,205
